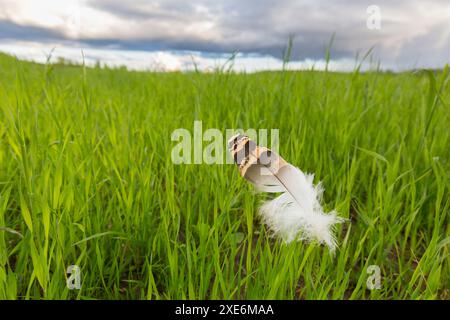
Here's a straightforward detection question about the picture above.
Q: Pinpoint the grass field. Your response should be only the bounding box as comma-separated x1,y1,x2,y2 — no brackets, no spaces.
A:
0,52,448,299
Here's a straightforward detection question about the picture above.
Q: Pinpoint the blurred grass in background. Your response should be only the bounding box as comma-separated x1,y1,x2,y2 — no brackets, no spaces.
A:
0,53,448,299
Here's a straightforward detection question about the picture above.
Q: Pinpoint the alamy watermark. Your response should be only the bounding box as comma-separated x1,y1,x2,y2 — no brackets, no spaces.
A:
171,121,279,165
66,265,81,290
366,5,381,30
366,264,381,290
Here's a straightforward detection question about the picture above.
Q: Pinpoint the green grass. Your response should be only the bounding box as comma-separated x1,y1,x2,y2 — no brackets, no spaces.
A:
0,53,448,299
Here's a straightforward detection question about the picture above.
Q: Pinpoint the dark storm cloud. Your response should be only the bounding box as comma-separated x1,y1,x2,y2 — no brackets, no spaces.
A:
84,0,450,66
0,19,64,42
86,0,354,59
1,0,449,68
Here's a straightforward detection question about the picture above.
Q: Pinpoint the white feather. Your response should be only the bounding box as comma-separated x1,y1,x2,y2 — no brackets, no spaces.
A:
258,164,343,251
228,134,343,251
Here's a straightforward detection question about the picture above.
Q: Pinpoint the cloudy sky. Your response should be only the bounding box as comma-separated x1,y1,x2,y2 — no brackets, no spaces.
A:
0,0,449,71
